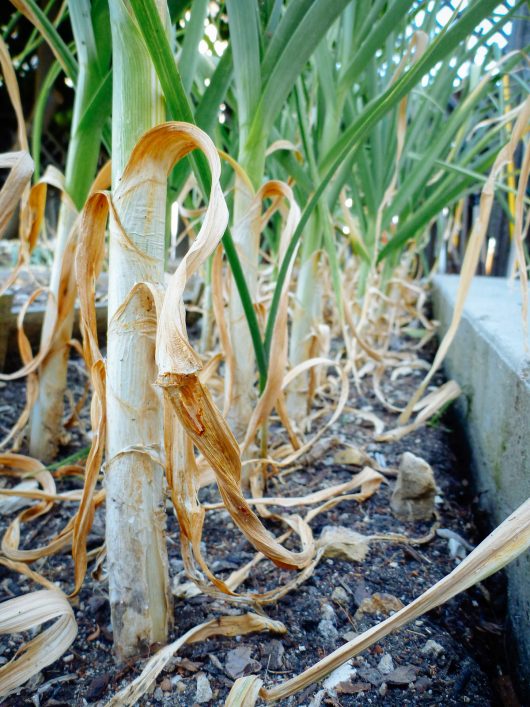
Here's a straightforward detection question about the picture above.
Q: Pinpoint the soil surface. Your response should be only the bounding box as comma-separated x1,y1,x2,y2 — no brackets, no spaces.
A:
0,342,522,707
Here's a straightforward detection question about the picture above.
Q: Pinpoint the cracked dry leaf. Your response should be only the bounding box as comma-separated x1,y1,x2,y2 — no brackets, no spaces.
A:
0,590,77,698
105,613,284,706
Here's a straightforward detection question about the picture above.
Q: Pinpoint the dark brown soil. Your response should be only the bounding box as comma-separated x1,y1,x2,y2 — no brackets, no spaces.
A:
0,345,523,707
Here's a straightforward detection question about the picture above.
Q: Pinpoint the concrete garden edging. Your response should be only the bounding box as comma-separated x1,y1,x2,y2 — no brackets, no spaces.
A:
432,274,530,694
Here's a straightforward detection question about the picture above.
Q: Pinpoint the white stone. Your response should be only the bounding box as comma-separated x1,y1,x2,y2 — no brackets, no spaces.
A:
378,653,395,675
421,639,445,656
322,660,356,691
195,673,213,704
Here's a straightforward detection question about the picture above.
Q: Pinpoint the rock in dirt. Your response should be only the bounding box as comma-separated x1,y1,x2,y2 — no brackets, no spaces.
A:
436,528,474,551
385,665,418,685
195,673,213,703
86,673,110,700
447,536,468,561
319,602,339,641
333,446,372,467
86,595,108,615
415,676,433,693
308,689,326,707
317,526,369,562
357,666,384,686
160,677,172,691
342,630,358,642
322,660,356,691
354,592,404,618
377,653,395,675
336,680,372,694
261,639,284,670
225,645,260,679
153,687,163,701
421,639,445,656
318,618,339,642
175,656,202,673
391,451,436,520
321,602,337,623
353,580,371,606
331,586,349,603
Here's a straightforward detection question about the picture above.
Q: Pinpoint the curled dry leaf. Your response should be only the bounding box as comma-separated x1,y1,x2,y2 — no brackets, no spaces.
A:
0,589,77,699
105,613,284,707
239,180,301,455
0,36,46,297
173,467,383,603
0,36,110,456
376,380,461,442
225,675,264,707
75,123,315,605
256,497,530,702
0,452,105,571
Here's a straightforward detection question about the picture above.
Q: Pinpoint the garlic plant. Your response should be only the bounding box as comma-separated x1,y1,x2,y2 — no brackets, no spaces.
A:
1,0,527,690
29,0,110,461
223,0,354,438
104,0,172,657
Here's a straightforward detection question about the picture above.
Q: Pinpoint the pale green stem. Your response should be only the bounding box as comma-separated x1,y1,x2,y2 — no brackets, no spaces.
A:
226,135,266,439
105,0,171,658
29,0,106,462
286,212,323,426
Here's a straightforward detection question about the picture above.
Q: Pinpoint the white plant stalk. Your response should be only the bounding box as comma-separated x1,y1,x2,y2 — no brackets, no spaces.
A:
29,0,105,462
227,177,260,439
286,214,323,426
199,271,214,353
105,0,171,658
29,202,76,461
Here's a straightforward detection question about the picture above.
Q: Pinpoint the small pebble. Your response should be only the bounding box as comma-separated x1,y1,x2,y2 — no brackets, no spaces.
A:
86,673,110,701
160,677,172,691
195,673,213,704
377,654,394,675
170,559,184,573
421,639,444,656
415,676,433,693
318,619,339,642
153,687,163,701
342,630,357,642
308,689,326,707
379,682,388,697
331,587,349,603
321,603,337,623
262,639,284,670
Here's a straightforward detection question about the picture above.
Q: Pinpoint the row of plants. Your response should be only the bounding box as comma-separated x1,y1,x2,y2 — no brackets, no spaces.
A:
0,0,529,702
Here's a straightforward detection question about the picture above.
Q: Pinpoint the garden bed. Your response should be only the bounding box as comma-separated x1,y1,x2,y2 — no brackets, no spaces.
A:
0,349,520,706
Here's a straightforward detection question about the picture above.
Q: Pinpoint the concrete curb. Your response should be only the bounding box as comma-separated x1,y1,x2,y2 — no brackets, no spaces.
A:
432,274,530,694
